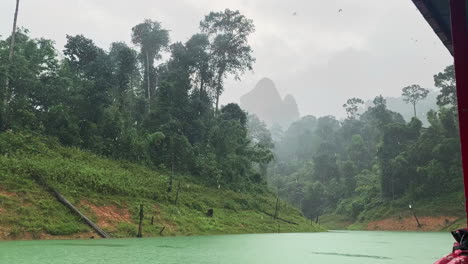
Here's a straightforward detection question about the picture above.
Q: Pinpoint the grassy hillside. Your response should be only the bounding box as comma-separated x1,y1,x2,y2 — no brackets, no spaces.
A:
0,132,322,240
320,192,466,231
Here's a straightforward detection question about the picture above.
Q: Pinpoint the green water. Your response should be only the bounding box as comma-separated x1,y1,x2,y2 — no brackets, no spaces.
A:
0,231,454,264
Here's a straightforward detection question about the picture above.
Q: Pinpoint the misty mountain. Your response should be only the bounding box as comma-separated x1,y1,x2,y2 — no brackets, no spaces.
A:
240,78,300,129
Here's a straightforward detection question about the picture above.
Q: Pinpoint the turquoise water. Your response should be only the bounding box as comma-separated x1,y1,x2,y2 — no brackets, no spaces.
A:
0,231,454,264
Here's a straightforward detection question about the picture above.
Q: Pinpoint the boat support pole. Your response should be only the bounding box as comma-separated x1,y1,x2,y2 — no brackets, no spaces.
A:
450,0,468,227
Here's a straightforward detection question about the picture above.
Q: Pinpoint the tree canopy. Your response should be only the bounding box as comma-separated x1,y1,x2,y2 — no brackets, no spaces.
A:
0,9,267,191
268,69,461,220
402,84,430,118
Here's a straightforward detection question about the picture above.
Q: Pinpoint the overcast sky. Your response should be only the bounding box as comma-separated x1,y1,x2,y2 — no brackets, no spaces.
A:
0,0,453,117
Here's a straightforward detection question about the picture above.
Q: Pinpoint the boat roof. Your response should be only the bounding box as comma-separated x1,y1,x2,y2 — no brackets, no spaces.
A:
412,0,456,55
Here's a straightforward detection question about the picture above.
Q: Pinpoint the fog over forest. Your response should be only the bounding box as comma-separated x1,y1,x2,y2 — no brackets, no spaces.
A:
0,0,452,118
0,0,463,241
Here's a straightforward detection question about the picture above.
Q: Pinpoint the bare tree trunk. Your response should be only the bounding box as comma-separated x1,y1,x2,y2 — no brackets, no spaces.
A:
145,50,151,112
167,159,173,193
413,103,417,118
274,196,279,219
137,204,144,238
167,137,174,193
215,73,223,114
159,226,166,235
199,79,204,101
8,0,19,62
391,176,395,201
2,0,20,129
412,209,422,228
215,88,220,114
174,181,181,205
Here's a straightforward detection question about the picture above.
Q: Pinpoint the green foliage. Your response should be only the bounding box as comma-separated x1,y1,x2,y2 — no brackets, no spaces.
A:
0,11,266,191
131,19,170,108
116,222,138,237
402,84,430,117
0,132,322,237
45,222,84,236
200,9,255,111
275,115,319,162
0,11,321,239
343,97,364,120
0,10,461,234
434,65,456,107
269,66,463,228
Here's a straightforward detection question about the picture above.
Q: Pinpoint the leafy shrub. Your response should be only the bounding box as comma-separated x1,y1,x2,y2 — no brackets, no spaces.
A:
116,222,137,237
223,200,239,211
45,222,85,235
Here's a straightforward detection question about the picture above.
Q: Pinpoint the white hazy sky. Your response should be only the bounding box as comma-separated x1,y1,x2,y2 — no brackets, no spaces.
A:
0,0,453,117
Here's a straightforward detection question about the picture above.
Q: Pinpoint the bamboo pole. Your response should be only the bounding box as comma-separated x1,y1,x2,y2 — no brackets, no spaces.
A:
137,204,144,238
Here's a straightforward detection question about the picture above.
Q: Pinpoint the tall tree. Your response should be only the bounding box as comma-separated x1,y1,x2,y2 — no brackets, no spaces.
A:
131,20,169,112
247,114,274,148
109,42,138,110
247,114,274,179
402,84,429,118
2,30,59,131
63,35,113,150
343,97,364,120
200,9,255,113
1,0,20,130
185,34,213,98
434,65,456,107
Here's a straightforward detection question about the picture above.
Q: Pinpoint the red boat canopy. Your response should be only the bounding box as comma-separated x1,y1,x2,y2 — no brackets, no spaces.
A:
413,0,468,225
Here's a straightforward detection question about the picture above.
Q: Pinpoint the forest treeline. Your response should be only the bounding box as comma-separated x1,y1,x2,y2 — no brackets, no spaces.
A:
0,9,274,191
267,65,462,220
0,4,461,223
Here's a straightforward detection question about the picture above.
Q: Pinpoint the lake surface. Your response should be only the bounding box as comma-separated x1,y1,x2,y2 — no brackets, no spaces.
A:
0,231,454,264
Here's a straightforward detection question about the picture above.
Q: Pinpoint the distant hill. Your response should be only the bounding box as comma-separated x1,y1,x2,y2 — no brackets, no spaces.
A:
363,92,438,126
240,78,300,129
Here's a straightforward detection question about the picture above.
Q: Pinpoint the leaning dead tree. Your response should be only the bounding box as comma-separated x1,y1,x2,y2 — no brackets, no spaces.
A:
2,0,20,128
8,0,20,62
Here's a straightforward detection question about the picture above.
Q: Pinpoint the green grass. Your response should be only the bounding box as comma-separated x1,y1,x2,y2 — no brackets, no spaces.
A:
318,214,353,230
441,217,467,231
0,132,323,239
351,192,465,224
320,192,465,231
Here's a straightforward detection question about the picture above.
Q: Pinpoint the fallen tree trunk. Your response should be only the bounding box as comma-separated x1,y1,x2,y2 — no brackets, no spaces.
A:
259,210,298,225
159,226,166,236
32,174,110,238
51,189,111,238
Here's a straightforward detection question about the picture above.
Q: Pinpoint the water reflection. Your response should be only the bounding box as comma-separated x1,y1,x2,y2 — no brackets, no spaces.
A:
310,251,392,259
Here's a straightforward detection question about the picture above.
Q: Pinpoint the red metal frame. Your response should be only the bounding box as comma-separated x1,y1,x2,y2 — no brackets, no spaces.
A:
450,0,468,226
